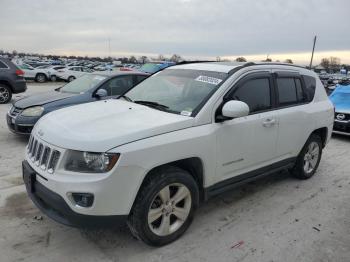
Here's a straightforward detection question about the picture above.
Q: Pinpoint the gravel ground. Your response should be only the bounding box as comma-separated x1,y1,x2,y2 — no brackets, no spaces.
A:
0,82,349,262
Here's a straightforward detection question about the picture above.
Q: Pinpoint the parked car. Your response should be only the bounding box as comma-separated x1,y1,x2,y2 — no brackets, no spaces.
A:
0,57,27,104
36,65,67,81
22,62,333,246
7,71,149,134
329,81,350,135
56,66,93,82
17,63,51,83
138,61,176,74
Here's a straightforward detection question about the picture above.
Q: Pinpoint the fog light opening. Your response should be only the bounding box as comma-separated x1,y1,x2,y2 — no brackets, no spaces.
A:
71,193,94,207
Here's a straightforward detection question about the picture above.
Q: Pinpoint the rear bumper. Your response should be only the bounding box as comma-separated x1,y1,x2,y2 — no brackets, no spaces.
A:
12,79,27,93
22,160,127,228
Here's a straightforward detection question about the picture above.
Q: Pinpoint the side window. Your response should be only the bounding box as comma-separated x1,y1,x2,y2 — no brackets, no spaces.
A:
276,77,305,106
135,75,147,84
231,78,271,113
302,75,316,102
100,76,134,96
0,61,8,69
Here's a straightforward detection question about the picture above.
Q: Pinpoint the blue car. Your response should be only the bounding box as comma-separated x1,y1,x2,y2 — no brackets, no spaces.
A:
329,81,350,134
7,71,149,135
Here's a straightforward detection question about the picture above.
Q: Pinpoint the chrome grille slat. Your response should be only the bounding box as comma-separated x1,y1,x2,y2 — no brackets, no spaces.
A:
26,136,61,174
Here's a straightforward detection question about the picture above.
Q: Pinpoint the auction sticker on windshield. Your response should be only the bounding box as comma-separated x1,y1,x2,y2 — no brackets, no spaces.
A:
195,75,222,85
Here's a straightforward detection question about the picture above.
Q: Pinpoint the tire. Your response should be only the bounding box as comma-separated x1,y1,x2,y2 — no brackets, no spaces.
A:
292,134,322,179
50,75,57,82
0,84,12,104
35,73,47,83
127,166,199,246
68,76,76,82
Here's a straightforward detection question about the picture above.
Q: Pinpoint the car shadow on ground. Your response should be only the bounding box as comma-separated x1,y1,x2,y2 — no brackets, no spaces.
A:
79,170,294,250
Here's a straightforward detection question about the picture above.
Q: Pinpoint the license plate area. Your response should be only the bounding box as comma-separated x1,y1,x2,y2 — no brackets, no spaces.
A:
23,163,36,193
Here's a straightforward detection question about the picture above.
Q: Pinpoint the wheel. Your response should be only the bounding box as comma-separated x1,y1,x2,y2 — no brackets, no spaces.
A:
127,166,199,246
0,84,12,104
50,75,57,82
292,134,322,179
35,73,47,83
68,76,76,82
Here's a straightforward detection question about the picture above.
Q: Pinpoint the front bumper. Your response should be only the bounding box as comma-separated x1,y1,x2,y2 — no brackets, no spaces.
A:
6,113,38,135
22,160,127,228
333,120,350,134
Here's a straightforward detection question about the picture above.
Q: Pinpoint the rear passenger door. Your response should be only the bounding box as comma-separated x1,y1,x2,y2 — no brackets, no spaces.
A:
273,71,310,159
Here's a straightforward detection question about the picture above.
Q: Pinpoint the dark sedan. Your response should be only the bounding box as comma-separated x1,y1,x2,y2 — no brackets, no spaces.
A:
7,71,149,135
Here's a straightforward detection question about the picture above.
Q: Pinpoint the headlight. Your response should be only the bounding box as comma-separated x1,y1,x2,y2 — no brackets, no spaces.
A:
65,151,120,173
21,106,44,117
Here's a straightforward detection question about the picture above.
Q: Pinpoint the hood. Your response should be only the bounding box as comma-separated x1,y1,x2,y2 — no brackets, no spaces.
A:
14,91,76,108
330,86,350,113
33,100,194,152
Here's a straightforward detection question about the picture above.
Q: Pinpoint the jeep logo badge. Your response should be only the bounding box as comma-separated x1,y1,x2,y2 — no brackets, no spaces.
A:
38,129,44,136
336,114,345,120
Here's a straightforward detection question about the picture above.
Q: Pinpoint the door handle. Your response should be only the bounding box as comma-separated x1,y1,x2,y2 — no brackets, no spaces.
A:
262,118,276,127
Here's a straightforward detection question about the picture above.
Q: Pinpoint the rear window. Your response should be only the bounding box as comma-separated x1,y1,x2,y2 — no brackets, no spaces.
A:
302,75,316,102
0,60,8,69
277,77,306,106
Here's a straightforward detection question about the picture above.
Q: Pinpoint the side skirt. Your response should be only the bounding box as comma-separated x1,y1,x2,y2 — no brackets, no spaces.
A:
204,157,296,200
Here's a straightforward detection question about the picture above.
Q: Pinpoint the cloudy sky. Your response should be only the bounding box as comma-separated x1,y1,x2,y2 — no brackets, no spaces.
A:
1,0,349,64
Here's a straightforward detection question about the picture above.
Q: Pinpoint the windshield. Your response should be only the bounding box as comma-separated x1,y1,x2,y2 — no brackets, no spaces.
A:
125,69,227,116
60,74,107,94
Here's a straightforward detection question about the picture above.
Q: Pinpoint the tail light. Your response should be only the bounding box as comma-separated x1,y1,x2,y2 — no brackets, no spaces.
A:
120,67,132,71
15,69,24,76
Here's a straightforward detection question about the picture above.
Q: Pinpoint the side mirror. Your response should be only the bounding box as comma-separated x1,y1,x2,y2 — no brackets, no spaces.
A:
95,89,108,98
221,100,249,119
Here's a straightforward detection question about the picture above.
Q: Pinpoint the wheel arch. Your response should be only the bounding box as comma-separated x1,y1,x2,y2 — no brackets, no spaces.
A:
0,80,13,92
311,127,328,148
132,157,205,211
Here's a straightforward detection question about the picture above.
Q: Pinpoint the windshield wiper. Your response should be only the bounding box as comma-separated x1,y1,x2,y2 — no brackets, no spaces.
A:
134,100,169,110
116,95,133,102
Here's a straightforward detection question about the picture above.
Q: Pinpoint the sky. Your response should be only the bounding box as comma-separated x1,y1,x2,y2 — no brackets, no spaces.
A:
1,0,349,65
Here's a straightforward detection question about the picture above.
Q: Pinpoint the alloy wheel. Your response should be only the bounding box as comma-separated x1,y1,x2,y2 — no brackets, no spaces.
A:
0,87,9,103
303,141,320,174
148,183,192,236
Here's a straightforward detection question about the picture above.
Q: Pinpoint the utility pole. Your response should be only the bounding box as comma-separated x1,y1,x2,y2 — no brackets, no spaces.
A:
309,36,317,69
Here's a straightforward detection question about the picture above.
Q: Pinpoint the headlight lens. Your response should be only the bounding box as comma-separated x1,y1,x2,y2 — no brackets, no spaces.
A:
21,106,44,117
65,151,120,173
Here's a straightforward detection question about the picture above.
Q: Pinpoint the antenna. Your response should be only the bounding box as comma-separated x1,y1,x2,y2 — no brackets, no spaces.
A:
309,36,317,69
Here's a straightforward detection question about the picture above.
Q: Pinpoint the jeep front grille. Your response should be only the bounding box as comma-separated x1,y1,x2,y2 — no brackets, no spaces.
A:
27,135,61,173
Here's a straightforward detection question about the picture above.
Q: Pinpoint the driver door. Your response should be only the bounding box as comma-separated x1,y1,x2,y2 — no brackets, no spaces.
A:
216,72,278,181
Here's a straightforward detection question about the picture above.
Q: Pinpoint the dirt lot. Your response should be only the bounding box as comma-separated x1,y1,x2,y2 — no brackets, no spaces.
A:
0,82,349,262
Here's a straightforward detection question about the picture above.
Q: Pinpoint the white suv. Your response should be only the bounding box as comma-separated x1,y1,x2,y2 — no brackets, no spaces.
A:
23,62,334,246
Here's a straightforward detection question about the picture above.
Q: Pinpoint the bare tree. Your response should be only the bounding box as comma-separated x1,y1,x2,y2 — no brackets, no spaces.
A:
329,57,341,72
158,54,165,61
170,54,182,63
320,58,330,70
129,56,137,64
140,56,148,64
235,57,247,62
284,59,293,64
216,56,221,62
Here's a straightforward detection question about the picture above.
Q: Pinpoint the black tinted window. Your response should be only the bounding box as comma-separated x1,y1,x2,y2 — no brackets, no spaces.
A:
0,61,8,69
232,78,271,113
102,75,134,96
277,77,306,106
303,75,316,102
136,75,147,84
